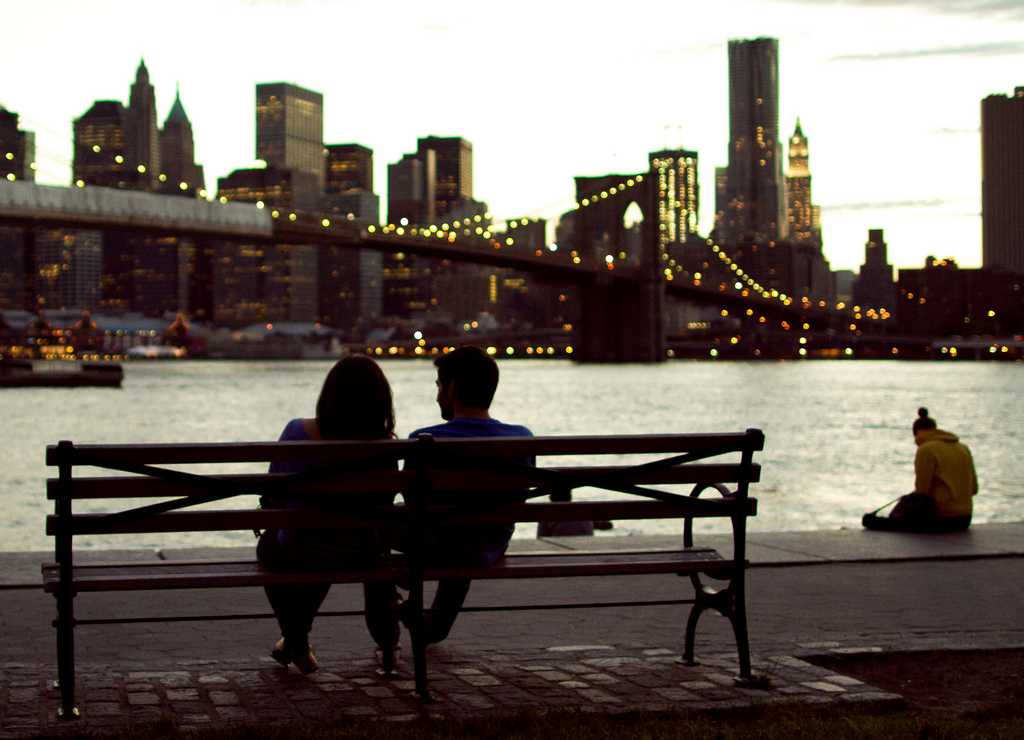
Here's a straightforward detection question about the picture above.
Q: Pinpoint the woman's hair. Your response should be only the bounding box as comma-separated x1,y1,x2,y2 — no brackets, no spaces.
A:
316,355,395,440
912,407,937,433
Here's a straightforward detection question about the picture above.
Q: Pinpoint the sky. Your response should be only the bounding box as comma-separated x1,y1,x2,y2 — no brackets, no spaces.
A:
3,0,1022,272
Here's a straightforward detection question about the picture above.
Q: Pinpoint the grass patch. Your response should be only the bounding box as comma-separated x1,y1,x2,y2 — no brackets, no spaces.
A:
38,704,1024,740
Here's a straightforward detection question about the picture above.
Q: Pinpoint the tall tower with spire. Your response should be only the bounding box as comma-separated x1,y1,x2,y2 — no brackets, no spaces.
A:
785,118,820,245
159,85,205,197
128,59,160,190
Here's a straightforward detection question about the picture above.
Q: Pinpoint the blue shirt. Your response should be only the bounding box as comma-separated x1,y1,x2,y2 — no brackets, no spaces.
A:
411,417,533,441
408,417,534,556
268,418,393,550
270,418,313,475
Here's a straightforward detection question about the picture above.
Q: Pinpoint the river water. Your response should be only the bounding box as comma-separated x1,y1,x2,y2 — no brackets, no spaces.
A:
1,359,1020,551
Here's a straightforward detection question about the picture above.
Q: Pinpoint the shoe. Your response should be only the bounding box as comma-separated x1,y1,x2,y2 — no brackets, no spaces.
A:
375,644,401,675
271,637,320,675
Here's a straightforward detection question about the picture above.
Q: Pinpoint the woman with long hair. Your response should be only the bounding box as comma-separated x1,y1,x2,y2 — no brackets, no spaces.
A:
257,355,399,674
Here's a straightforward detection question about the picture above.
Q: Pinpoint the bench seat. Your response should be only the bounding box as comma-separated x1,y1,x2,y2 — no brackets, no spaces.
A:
43,548,730,593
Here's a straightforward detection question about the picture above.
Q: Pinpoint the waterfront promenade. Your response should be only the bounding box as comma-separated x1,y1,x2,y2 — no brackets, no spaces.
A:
1,522,1022,736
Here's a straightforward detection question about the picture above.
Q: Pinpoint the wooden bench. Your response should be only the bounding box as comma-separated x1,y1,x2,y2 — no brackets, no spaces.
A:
44,429,764,717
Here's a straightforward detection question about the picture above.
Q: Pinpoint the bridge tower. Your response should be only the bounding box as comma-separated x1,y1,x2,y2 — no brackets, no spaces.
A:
572,173,664,362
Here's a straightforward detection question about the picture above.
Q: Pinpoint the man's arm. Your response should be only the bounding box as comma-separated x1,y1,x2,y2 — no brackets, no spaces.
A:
914,446,936,496
967,446,979,496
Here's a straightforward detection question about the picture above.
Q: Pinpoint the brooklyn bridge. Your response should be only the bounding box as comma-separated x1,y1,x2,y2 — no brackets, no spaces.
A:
0,177,897,363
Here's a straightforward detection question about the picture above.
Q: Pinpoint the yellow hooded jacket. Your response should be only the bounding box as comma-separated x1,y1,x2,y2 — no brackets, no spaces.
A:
914,428,978,517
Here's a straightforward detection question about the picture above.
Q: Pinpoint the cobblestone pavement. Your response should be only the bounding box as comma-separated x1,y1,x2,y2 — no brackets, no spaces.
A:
0,644,901,738
3,525,1021,737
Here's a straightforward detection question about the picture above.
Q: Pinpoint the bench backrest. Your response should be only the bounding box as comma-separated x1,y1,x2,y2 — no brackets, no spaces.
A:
46,430,764,539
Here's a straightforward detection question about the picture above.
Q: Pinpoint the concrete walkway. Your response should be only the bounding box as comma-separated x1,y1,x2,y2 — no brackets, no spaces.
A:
1,522,1022,737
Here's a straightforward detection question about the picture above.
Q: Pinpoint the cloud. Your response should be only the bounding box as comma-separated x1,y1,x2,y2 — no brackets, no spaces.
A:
240,0,308,7
822,198,950,212
654,41,723,61
931,127,980,136
780,0,1024,21
417,22,451,33
831,40,1024,62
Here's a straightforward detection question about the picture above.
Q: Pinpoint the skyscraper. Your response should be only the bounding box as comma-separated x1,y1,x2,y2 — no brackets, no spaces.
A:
256,83,324,191
981,87,1024,273
0,107,35,182
69,97,133,314
383,151,435,318
325,143,373,193
34,229,103,310
416,136,472,220
722,37,783,245
649,149,700,251
785,118,821,245
324,143,379,219
713,166,728,235
387,150,435,224
217,167,320,209
321,148,382,331
73,61,172,191
73,100,132,188
69,62,201,318
0,109,32,307
0,225,28,310
159,86,205,197
127,59,160,190
853,229,895,311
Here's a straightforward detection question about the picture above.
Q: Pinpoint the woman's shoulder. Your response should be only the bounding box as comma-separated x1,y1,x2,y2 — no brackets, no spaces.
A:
278,418,319,441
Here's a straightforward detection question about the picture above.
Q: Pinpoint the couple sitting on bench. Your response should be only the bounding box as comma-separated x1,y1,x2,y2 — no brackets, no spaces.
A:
257,347,532,674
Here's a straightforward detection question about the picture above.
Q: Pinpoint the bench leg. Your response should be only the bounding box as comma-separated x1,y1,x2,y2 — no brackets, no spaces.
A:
682,577,755,685
682,578,715,667
729,578,753,682
54,591,79,719
682,600,704,666
406,576,432,702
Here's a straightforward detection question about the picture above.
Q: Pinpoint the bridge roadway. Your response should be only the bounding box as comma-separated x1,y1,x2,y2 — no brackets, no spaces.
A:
0,180,272,240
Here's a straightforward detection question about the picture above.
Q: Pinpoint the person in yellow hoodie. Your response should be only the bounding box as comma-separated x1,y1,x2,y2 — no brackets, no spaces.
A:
863,407,978,532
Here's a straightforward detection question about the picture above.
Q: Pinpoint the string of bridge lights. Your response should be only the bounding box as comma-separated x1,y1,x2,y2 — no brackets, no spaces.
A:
572,174,646,209
3,144,212,196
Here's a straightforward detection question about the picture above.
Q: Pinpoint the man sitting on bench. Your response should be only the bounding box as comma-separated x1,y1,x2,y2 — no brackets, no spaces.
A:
401,346,534,644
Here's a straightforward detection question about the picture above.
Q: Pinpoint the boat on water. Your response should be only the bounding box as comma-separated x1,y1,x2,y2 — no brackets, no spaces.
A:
0,359,124,388
125,345,187,359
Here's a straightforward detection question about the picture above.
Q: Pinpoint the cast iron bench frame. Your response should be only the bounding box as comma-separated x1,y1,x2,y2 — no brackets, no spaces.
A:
44,429,764,717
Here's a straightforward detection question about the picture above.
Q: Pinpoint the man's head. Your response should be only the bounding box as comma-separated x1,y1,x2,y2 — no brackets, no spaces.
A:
913,406,937,436
433,346,499,420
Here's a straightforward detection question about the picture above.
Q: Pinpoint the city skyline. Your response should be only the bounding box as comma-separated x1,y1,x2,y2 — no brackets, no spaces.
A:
3,0,1022,271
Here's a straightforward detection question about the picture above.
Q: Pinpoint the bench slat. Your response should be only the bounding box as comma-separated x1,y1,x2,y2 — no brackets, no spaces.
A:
437,499,757,525
47,463,760,500
426,551,733,580
47,471,412,500
47,498,756,536
42,549,730,593
47,431,764,467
